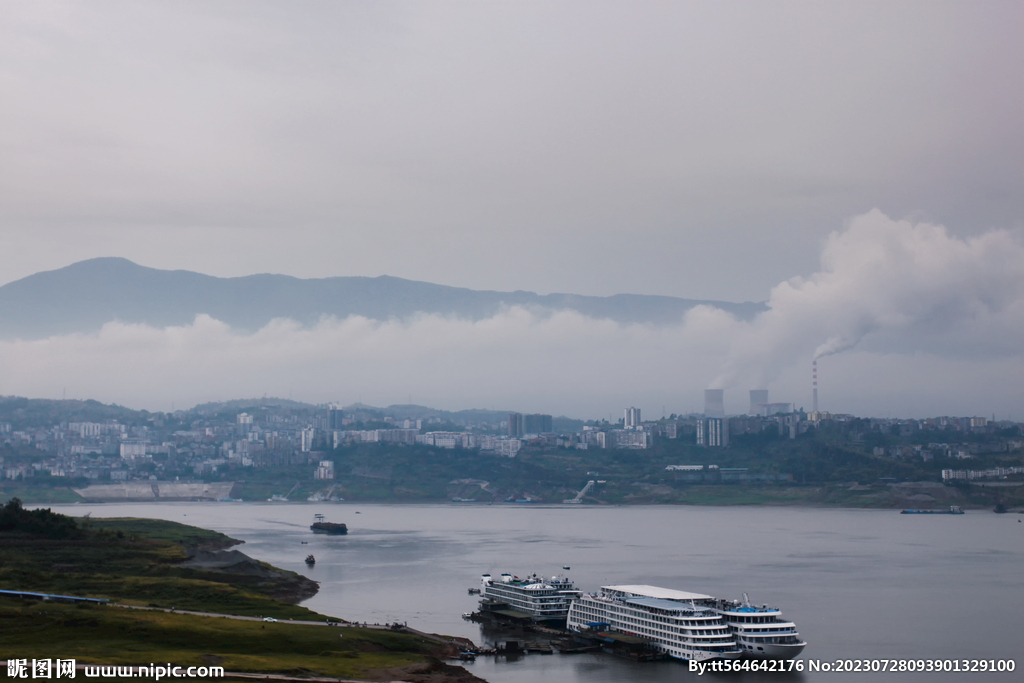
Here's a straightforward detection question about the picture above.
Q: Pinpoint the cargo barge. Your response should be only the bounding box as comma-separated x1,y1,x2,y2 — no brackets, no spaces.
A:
310,513,348,534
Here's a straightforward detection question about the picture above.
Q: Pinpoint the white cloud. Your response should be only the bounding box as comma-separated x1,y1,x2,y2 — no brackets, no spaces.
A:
0,310,723,416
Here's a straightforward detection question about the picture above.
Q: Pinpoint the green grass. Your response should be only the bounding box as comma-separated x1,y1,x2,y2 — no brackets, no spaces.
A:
0,601,432,679
0,514,449,679
84,517,237,548
0,522,321,619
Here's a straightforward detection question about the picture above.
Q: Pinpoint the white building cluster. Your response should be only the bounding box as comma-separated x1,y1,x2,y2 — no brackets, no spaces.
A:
942,466,1024,481
333,428,419,447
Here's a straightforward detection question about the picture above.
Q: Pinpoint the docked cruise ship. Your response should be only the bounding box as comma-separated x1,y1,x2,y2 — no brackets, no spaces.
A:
711,594,806,659
566,585,743,662
479,573,581,624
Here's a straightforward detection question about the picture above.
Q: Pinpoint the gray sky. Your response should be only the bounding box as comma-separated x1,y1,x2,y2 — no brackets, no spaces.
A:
3,1,1022,300
1,1,1023,417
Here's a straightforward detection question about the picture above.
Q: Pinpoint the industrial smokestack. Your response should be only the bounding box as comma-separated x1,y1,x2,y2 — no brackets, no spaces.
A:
749,389,768,416
704,389,725,418
812,360,819,412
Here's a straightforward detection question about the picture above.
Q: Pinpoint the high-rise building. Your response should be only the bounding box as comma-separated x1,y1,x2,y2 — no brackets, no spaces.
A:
329,407,344,430
301,428,315,452
508,412,524,438
523,413,553,434
696,417,729,447
624,407,641,429
749,390,769,416
237,412,254,436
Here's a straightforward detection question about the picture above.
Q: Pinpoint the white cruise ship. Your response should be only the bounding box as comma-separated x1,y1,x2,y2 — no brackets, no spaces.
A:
479,573,581,624
711,594,806,659
566,585,743,662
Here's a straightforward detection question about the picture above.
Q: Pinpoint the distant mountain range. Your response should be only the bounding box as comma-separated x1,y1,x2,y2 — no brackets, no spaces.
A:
0,257,766,340
187,398,586,430
0,395,586,431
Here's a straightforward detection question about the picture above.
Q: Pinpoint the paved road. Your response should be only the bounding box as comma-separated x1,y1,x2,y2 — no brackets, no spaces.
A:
5,608,469,681
114,602,344,625
3,661,415,683
114,602,457,644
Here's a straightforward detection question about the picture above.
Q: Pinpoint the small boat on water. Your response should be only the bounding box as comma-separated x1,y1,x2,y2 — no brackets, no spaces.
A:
901,505,965,515
524,643,553,654
305,554,315,565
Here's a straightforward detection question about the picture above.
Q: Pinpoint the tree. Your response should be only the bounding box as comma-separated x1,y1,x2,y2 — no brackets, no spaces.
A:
0,497,83,539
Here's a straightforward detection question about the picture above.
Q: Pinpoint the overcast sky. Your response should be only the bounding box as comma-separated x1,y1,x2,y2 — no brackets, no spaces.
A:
1,1,1023,417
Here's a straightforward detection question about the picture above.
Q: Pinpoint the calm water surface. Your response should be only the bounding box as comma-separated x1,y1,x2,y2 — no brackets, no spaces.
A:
53,503,1023,682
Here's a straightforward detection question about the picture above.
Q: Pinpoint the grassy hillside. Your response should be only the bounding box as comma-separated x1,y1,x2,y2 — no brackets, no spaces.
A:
0,502,318,618
0,602,438,680
85,517,238,549
0,500,478,681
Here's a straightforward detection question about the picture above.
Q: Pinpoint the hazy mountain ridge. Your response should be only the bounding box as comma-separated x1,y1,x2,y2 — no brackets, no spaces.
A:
0,396,150,428
0,258,766,340
0,395,580,431
188,398,584,431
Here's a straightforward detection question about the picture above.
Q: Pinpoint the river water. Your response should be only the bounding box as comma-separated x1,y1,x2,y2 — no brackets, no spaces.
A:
51,502,1023,682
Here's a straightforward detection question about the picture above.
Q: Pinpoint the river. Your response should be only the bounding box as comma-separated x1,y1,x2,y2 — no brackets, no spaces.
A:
52,502,1023,682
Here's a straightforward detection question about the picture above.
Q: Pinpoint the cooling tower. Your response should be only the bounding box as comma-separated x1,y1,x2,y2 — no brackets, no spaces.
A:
749,389,769,416
704,389,725,418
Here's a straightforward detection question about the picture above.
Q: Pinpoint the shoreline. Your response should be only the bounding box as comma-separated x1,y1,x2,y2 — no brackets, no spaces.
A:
7,481,1018,512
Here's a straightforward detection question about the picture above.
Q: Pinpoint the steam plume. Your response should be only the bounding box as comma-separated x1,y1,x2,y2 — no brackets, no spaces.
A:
713,209,1024,388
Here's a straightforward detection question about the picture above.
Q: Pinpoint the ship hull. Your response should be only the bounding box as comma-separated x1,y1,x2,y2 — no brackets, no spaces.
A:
900,510,964,514
741,642,806,659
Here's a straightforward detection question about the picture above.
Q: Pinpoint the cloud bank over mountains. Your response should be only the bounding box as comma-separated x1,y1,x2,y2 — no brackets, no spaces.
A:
1,211,1021,419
